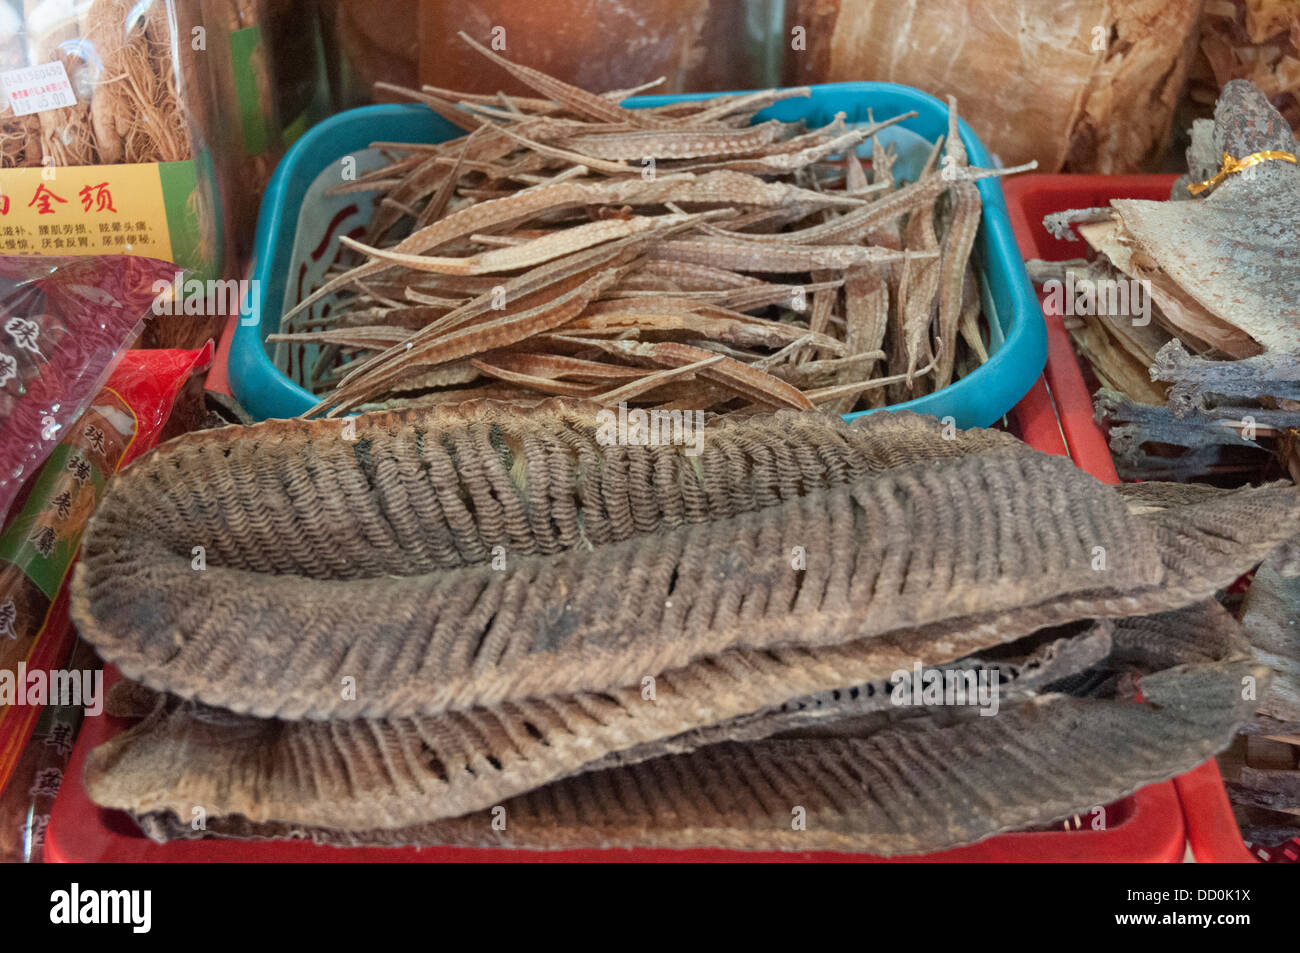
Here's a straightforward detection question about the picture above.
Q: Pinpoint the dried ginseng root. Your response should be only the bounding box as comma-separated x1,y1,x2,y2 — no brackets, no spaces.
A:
275,35,1033,416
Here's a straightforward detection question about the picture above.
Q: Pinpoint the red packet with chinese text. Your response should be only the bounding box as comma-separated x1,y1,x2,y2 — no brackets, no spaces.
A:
0,255,178,521
0,343,211,794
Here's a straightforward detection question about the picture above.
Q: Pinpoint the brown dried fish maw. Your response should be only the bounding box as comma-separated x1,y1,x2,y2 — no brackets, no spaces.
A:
81,618,1112,831
788,0,1202,175
103,615,1262,853
72,406,1300,721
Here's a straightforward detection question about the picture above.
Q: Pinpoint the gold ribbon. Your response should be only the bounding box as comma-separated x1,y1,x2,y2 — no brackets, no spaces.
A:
1187,150,1298,195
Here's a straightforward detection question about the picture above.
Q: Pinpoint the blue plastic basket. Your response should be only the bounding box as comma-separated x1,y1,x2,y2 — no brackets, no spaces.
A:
232,83,1045,427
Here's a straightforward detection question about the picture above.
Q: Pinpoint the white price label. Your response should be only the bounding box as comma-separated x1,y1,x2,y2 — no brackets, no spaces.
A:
1,62,77,116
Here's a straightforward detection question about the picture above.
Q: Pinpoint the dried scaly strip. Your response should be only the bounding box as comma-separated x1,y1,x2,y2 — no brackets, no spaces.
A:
935,97,983,389
340,212,697,276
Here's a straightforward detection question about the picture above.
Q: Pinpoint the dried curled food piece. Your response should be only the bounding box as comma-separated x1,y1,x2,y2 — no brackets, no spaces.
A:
72,406,1300,721
119,607,1264,855
83,618,1111,832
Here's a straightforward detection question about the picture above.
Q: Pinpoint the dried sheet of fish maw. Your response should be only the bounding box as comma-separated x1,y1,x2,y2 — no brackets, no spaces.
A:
786,0,1202,173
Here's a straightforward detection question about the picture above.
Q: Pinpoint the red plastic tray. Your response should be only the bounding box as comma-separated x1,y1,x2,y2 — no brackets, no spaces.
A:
1003,173,1261,863
46,250,1194,863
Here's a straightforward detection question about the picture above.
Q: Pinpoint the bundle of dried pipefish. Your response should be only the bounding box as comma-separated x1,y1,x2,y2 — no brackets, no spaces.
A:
275,34,1034,417
72,406,1297,852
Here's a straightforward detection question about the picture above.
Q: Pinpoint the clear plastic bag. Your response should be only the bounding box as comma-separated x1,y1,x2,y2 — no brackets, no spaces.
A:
0,1,290,326
0,254,177,520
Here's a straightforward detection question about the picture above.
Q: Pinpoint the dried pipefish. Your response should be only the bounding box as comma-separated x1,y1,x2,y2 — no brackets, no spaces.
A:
935,98,983,389
320,268,624,416
282,38,1037,414
807,269,839,357
561,121,788,160
287,175,698,324
414,132,476,229
719,278,842,311
328,239,659,405
710,160,1034,247
632,260,766,291
565,308,845,353
651,238,922,273
269,327,413,349
807,359,937,403
845,143,870,193
481,352,648,382
346,232,675,383
403,290,467,308
594,355,726,404
958,269,989,364
898,146,945,385
468,359,606,398
575,339,815,410
667,124,896,175
825,266,890,413
683,87,812,125
456,32,642,126
341,211,696,276
632,170,867,208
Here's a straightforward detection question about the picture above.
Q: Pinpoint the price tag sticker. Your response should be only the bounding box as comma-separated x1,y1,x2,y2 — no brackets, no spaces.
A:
1,62,77,117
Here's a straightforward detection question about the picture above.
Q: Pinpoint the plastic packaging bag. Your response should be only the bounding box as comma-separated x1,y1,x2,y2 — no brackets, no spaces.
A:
0,342,212,798
0,255,178,520
0,1,282,324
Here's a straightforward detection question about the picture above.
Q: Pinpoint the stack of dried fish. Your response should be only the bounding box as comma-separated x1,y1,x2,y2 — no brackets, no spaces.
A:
1034,80,1299,484
1032,80,1300,856
69,405,1300,852
273,35,1031,418
1230,556,1300,853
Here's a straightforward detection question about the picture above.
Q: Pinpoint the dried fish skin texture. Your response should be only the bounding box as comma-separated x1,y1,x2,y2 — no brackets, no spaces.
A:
121,646,1265,854
70,402,1022,580
1109,82,1300,355
82,618,1112,832
73,408,1300,720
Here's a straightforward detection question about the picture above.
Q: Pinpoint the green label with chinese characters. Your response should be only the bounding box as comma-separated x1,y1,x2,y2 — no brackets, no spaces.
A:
0,445,107,599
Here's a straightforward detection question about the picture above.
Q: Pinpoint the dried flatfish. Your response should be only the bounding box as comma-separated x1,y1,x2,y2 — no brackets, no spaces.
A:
1101,82,1300,355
